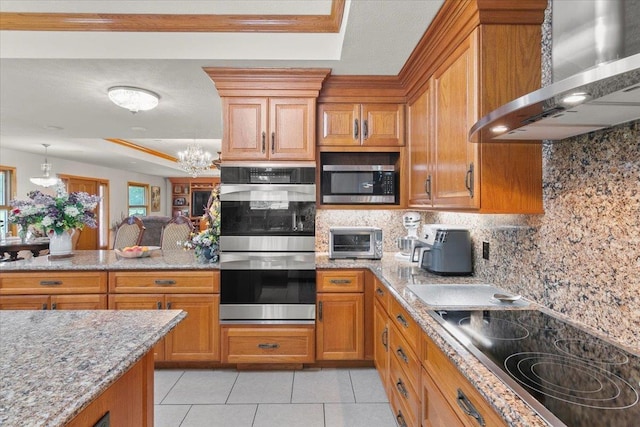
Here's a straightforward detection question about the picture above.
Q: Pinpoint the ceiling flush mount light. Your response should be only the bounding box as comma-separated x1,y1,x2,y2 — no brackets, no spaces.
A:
177,144,212,178
108,86,159,113
30,144,61,188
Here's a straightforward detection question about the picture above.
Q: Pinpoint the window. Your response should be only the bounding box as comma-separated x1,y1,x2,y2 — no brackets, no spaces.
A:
0,166,17,238
128,182,149,216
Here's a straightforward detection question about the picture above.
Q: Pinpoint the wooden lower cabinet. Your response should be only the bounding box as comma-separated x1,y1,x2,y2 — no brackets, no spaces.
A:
109,294,219,362
67,351,154,427
373,300,390,392
0,294,107,310
220,324,315,364
422,332,507,427
316,292,364,360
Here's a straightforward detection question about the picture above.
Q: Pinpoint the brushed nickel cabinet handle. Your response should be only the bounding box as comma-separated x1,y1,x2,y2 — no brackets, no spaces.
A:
396,314,409,328
258,343,280,350
396,379,408,399
156,301,162,309
354,118,359,139
382,327,388,351
425,175,432,199
262,131,266,153
51,303,57,310
396,347,408,364
465,163,475,198
376,287,385,296
396,410,407,427
41,303,48,310
330,279,352,285
40,280,62,286
154,280,176,286
271,132,275,154
457,388,485,426
363,120,369,139
166,302,172,309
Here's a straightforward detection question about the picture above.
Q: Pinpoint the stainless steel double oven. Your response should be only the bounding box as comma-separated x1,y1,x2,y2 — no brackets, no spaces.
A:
219,165,316,323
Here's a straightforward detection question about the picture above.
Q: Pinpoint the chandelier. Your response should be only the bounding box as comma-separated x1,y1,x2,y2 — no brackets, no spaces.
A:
108,86,159,113
30,144,61,188
177,144,213,178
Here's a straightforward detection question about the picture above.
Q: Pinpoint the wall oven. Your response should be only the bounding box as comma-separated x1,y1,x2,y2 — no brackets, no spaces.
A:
219,165,316,323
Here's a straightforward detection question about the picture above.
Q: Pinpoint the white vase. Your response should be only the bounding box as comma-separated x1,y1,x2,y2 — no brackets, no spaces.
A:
49,230,73,256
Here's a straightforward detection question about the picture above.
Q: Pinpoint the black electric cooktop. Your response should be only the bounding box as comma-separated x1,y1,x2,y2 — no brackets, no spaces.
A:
429,309,639,427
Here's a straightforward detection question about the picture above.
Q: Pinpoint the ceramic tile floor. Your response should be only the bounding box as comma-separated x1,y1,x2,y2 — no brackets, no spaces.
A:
155,368,397,427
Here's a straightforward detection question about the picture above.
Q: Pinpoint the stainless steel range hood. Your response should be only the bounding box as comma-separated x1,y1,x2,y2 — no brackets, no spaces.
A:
469,53,640,143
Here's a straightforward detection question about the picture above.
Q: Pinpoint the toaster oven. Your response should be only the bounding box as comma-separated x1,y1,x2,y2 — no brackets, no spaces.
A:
329,227,383,259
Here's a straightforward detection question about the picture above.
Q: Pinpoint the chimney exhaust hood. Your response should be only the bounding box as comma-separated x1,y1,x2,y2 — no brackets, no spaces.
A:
469,53,640,143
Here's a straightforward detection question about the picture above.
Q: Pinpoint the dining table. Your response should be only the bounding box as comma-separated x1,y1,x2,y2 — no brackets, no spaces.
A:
0,238,50,261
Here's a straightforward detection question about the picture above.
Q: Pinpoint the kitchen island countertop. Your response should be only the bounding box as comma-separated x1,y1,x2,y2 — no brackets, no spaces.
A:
0,309,186,426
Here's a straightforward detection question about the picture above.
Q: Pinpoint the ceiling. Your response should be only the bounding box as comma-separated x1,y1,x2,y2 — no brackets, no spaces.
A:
0,1,444,177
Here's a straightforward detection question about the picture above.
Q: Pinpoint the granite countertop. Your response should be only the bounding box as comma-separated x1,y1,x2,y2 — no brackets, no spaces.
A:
0,310,186,426
0,249,217,271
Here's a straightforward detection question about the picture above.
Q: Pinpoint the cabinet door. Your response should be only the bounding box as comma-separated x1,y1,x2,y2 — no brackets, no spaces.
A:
432,31,479,209
0,295,49,310
269,98,315,160
164,294,219,362
108,294,165,360
316,293,364,360
361,104,404,146
317,103,360,146
373,300,390,394
223,97,268,161
422,368,465,427
408,87,433,207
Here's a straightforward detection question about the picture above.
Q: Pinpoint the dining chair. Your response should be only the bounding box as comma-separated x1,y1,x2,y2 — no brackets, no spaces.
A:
160,216,194,250
113,216,145,249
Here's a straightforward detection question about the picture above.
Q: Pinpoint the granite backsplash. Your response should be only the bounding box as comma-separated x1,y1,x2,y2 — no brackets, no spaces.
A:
316,120,639,349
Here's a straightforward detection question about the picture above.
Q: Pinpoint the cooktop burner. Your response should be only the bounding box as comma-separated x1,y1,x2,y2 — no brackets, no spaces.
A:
431,309,640,427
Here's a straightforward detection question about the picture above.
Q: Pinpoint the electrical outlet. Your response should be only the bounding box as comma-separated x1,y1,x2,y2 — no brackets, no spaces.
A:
482,241,490,260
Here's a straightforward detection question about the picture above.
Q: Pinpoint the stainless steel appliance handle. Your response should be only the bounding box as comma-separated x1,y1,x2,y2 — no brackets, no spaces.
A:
220,184,316,202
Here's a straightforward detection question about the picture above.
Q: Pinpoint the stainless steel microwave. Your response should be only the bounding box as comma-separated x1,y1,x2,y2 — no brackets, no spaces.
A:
329,227,383,259
321,165,397,204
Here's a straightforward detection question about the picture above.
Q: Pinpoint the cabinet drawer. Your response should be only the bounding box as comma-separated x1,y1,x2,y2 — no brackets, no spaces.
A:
389,323,421,393
317,270,364,293
221,325,315,364
389,296,420,352
422,368,465,427
389,357,421,427
423,334,507,427
0,272,107,295
373,276,390,313
109,270,219,293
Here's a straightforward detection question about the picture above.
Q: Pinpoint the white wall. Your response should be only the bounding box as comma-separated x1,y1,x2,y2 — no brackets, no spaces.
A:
1,147,171,225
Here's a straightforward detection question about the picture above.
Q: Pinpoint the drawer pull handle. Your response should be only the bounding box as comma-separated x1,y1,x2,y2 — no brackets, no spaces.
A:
396,379,408,399
40,280,62,286
375,287,385,296
396,410,407,427
457,389,485,426
154,280,176,286
382,327,388,351
51,303,57,310
396,314,409,328
330,279,352,285
41,303,48,310
396,347,408,364
258,343,280,350
166,302,172,309
156,301,162,310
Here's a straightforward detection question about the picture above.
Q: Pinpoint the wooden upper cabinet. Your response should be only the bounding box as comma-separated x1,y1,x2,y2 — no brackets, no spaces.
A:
205,67,330,162
408,85,432,208
223,97,315,161
432,31,479,210
409,25,543,213
318,103,404,147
